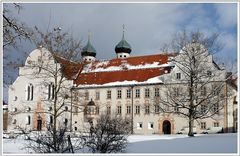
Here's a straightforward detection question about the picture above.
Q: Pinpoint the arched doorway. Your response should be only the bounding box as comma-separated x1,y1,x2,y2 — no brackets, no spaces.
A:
162,120,171,134
37,115,42,131
37,119,42,131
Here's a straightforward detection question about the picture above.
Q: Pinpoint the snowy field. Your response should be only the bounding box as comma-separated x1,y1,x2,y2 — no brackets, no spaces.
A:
3,133,238,154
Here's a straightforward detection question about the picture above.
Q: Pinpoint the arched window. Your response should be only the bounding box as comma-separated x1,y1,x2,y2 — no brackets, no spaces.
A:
26,115,31,125
64,118,68,127
13,107,17,112
12,119,17,124
49,115,53,124
26,107,31,112
65,106,68,111
26,84,34,101
48,83,55,100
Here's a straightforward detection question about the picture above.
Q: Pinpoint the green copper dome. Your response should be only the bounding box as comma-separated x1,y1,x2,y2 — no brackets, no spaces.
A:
115,31,132,54
81,37,96,57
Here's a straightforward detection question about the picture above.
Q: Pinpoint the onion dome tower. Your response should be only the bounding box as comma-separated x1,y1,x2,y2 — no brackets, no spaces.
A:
81,31,96,62
115,25,132,58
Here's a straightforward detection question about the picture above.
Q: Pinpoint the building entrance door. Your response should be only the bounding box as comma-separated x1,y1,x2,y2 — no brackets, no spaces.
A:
37,119,42,131
162,120,171,134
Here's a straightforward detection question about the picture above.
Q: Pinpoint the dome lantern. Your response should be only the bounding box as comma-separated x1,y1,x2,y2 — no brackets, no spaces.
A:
81,31,96,62
115,25,132,58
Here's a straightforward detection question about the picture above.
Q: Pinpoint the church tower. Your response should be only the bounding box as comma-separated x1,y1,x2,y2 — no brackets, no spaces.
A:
81,31,96,62
115,25,132,58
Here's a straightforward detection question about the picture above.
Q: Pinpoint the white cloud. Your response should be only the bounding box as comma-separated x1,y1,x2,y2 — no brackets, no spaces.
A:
219,33,237,51
214,4,237,28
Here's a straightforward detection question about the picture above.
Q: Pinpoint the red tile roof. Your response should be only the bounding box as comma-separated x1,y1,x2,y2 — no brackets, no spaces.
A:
55,54,175,86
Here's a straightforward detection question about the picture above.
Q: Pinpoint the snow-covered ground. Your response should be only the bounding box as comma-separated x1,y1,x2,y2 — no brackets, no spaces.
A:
2,133,238,154
126,133,238,153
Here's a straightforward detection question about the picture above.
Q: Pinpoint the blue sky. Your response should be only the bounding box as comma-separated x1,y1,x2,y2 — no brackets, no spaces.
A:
3,3,238,101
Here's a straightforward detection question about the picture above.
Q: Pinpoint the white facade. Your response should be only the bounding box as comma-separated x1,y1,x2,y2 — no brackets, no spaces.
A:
8,44,237,135
8,48,73,132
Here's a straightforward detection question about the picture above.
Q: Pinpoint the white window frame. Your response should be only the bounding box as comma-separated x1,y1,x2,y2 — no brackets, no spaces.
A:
107,90,111,99
117,90,122,99
126,89,131,98
145,88,150,98
137,122,143,129
148,122,154,129
126,105,131,114
135,89,140,98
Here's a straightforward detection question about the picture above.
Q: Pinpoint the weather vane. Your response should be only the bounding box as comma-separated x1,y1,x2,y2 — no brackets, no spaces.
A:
88,30,92,42
122,24,125,38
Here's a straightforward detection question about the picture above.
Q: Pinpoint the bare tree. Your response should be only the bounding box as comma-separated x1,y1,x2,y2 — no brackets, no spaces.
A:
24,125,83,153
161,30,222,55
3,3,33,86
3,3,32,49
155,40,233,137
13,27,83,152
83,113,131,153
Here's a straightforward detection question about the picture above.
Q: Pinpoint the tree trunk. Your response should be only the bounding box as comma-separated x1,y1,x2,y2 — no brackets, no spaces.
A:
188,115,194,137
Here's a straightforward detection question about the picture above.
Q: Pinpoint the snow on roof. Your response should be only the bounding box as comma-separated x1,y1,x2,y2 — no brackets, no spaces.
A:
78,75,164,88
81,61,174,73
56,53,175,86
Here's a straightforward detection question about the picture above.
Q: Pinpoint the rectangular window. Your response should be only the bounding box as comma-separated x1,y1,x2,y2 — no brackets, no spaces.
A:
145,105,150,114
214,122,219,127
213,103,219,114
148,122,154,129
73,106,78,115
201,87,207,96
137,122,143,129
174,88,179,97
212,85,219,96
201,105,207,114
96,106,99,115
117,106,122,115
145,88,150,98
135,89,140,98
126,89,131,99
154,105,160,114
174,103,179,112
85,92,89,100
107,106,111,115
96,92,100,100
201,122,206,129
154,88,160,97
117,90,122,99
107,90,111,99
176,73,181,80
126,106,131,114
135,105,140,114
